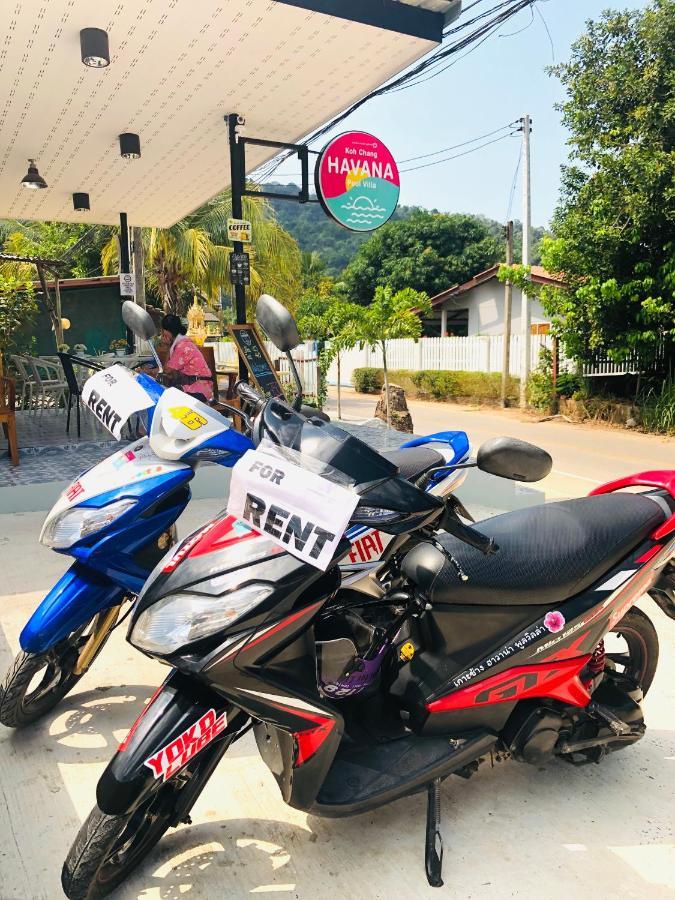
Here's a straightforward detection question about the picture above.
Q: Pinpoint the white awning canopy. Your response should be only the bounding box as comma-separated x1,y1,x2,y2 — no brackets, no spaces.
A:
0,0,460,228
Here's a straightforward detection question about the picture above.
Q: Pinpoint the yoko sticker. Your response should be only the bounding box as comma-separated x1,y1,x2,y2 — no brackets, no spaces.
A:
144,708,227,782
227,448,358,571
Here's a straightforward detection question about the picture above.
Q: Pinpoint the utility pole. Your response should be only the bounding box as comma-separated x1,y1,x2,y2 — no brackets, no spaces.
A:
500,219,514,407
519,114,532,408
227,113,248,382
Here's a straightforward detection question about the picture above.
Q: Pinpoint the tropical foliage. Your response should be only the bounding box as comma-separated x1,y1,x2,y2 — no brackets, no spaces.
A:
341,211,501,306
0,274,37,361
540,0,675,367
102,188,302,315
297,291,363,416
358,286,431,427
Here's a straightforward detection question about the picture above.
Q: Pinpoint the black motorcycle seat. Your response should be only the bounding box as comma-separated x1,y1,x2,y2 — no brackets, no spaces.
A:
380,447,445,482
401,493,666,606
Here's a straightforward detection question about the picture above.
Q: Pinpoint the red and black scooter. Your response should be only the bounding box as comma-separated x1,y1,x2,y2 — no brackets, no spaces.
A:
61,399,675,897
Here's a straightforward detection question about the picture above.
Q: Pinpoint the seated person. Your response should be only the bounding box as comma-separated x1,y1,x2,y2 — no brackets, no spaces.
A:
145,314,213,404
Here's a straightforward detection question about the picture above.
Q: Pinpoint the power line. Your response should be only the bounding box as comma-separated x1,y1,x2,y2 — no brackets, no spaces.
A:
399,130,517,173
399,121,519,163
250,0,541,184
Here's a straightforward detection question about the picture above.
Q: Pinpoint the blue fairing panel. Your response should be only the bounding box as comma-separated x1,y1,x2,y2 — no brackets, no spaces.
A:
400,431,470,465
184,425,254,467
136,372,164,431
20,563,126,653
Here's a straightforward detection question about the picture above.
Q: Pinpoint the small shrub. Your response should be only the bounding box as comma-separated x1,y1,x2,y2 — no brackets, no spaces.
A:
352,367,519,404
411,371,458,400
640,378,675,434
556,372,584,399
353,367,383,393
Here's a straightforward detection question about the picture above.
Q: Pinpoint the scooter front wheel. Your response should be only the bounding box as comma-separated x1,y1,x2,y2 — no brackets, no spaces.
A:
0,610,118,729
62,759,206,900
0,643,86,728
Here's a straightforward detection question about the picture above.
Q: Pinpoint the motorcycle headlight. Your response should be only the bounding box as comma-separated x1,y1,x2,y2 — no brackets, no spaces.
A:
129,583,274,656
40,499,137,549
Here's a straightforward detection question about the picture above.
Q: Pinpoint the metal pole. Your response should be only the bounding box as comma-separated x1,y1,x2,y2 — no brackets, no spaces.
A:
519,115,532,408
501,219,514,407
54,275,64,347
131,227,145,309
119,212,133,352
227,113,248,382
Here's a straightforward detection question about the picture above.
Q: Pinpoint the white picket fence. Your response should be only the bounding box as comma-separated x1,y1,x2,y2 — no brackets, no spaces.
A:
326,334,553,386
212,339,320,400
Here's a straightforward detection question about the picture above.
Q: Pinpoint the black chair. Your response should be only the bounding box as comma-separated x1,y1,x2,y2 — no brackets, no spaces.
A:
58,353,103,438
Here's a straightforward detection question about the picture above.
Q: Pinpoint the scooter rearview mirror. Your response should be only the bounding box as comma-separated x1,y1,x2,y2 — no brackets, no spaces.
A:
122,300,157,341
256,294,300,352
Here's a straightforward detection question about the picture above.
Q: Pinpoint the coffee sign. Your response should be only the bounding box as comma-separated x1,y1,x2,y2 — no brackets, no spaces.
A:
315,131,400,233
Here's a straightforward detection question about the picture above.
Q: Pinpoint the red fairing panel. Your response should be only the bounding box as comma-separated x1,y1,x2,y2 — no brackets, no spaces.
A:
426,657,592,713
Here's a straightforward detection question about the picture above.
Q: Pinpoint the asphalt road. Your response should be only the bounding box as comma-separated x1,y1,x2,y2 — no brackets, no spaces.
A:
326,387,675,499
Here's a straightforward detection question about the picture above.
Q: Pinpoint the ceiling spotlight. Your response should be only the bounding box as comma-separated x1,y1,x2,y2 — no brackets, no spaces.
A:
21,159,48,189
80,28,110,68
119,133,141,159
73,192,90,212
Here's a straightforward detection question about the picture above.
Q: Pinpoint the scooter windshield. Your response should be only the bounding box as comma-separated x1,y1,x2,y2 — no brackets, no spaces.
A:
254,399,443,533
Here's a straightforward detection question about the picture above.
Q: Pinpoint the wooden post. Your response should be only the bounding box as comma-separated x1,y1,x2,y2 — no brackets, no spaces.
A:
501,220,514,407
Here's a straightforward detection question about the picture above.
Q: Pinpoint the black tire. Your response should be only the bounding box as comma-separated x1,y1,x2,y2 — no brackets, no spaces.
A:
606,606,659,696
62,794,176,900
0,645,84,728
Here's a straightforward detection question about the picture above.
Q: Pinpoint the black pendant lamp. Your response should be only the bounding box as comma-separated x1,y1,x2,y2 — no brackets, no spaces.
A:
80,28,110,68
119,133,141,159
21,159,48,189
73,192,90,212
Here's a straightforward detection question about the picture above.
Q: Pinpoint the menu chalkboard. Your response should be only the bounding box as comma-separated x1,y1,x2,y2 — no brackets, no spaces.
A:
227,324,284,399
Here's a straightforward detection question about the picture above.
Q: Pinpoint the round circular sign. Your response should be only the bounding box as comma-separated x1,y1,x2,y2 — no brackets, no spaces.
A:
315,131,400,233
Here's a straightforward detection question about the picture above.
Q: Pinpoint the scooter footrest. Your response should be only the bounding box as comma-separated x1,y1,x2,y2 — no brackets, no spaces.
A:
316,730,495,812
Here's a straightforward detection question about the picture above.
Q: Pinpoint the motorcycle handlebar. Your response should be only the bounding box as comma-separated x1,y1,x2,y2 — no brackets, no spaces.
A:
442,510,498,556
235,380,265,410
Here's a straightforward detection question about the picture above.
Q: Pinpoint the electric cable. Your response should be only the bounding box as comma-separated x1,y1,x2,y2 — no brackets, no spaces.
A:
399,130,518,173
250,0,540,184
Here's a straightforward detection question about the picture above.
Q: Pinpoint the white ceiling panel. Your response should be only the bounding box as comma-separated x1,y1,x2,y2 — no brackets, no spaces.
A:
0,0,441,227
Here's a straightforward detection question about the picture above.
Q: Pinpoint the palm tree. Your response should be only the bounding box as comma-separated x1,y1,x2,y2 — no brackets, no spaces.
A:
102,187,302,316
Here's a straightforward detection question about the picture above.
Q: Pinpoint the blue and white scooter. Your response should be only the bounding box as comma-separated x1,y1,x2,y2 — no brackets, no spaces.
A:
0,299,470,728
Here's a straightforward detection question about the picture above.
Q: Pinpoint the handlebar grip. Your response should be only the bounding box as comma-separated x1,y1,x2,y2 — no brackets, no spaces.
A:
442,514,498,556
236,380,264,408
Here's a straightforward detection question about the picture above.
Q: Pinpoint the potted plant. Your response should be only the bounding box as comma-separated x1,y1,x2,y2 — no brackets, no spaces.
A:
109,338,128,357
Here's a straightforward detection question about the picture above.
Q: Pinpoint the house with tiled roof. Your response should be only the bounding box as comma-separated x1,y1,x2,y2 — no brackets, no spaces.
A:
425,264,564,337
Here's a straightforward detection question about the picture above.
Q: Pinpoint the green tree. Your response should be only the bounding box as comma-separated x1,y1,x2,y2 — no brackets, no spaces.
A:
297,292,363,417
1,221,113,278
341,210,501,306
541,0,675,366
102,188,302,315
0,274,37,366
359,286,431,427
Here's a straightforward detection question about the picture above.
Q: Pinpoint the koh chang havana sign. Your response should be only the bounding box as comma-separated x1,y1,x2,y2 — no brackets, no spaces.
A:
315,131,400,233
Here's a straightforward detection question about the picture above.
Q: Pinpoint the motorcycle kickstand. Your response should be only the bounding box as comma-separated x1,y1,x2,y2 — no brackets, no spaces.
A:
425,778,444,888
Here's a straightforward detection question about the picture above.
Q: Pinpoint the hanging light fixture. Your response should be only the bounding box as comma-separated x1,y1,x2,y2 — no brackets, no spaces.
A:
21,159,48,189
73,192,90,212
80,28,110,68
119,133,141,159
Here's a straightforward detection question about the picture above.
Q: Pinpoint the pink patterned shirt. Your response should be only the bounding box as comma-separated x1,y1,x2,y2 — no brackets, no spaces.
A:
167,335,213,401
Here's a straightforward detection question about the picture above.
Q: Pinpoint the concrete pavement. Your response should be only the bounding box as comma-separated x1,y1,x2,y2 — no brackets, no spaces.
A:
1,461,674,897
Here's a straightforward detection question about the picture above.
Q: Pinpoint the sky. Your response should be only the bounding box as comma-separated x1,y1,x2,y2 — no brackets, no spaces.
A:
266,0,651,228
